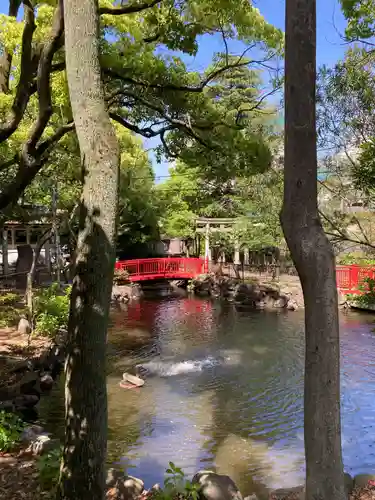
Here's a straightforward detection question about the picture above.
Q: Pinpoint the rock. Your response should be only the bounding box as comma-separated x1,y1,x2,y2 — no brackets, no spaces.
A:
106,469,144,500
20,371,40,394
273,294,289,308
17,316,31,335
21,425,45,444
14,394,40,410
193,471,243,500
233,283,262,304
354,474,375,489
9,359,34,374
40,373,54,391
255,301,266,309
286,299,298,312
268,486,304,500
244,495,259,500
0,400,14,411
29,434,60,456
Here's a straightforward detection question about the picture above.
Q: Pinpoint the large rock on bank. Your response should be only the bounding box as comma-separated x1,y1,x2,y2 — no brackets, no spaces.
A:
106,469,144,500
193,471,243,500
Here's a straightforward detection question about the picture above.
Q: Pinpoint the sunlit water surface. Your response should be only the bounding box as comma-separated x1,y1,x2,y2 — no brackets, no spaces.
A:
39,296,375,496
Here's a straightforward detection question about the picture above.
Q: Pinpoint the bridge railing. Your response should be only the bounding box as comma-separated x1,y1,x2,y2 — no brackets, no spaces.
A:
336,265,375,295
115,257,206,280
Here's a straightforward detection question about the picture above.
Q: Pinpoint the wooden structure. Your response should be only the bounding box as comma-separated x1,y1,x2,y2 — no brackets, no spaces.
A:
336,265,375,295
195,217,248,264
115,258,207,281
1,221,53,277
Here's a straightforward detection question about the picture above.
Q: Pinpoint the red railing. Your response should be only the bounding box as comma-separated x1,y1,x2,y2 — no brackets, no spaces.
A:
115,259,374,292
115,257,207,281
336,265,375,295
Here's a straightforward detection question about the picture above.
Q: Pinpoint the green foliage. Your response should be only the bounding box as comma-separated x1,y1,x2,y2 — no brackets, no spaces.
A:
0,293,19,306
0,293,23,328
154,462,201,500
156,160,284,252
348,277,375,307
36,446,62,493
0,306,24,328
113,268,130,284
337,254,375,265
0,411,25,452
34,284,71,337
0,0,282,222
341,0,375,40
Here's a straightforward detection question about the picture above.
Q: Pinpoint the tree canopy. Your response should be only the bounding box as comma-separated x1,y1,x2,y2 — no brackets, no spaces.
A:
0,0,283,211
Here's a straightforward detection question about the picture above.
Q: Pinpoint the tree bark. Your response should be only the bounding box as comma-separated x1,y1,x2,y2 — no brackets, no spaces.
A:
282,1,345,499
57,0,120,499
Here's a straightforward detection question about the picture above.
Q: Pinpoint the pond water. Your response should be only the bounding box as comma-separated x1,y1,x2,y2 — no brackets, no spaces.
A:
38,296,375,497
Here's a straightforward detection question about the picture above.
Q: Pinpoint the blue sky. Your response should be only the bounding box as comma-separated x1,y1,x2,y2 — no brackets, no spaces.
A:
0,0,348,177
149,0,349,178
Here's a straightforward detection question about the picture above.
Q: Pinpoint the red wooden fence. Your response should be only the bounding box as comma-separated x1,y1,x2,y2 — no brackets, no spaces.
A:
115,258,374,294
336,265,375,295
115,257,207,281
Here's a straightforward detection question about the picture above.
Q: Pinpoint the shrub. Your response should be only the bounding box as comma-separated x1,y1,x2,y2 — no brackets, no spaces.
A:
0,411,25,451
34,284,71,337
347,277,375,308
0,293,19,306
36,446,62,492
154,463,201,500
0,306,24,327
113,268,130,285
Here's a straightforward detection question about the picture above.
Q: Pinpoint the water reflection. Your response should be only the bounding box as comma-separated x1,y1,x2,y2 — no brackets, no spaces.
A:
38,298,375,496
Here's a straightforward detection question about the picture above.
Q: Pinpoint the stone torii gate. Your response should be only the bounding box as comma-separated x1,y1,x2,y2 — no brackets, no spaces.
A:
195,217,249,265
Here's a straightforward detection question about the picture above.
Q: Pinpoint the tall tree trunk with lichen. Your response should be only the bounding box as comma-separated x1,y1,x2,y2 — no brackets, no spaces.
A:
57,0,120,499
282,1,346,499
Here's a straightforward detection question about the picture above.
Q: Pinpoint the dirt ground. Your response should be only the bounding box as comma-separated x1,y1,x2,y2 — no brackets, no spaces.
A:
0,452,53,500
0,327,51,358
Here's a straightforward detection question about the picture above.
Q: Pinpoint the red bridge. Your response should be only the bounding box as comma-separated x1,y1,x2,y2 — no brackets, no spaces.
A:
336,265,375,295
115,259,374,295
115,258,207,282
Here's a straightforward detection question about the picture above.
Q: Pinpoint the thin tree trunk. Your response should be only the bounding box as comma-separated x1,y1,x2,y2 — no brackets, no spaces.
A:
282,1,345,499
26,227,53,319
57,0,120,498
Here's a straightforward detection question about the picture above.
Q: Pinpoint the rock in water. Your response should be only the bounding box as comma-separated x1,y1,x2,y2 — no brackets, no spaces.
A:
106,469,144,500
193,471,243,500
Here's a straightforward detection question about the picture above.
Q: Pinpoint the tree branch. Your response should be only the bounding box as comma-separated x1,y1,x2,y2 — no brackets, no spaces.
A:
22,0,64,164
109,112,172,137
103,57,251,94
0,0,22,93
0,1,36,143
0,121,74,211
99,0,162,15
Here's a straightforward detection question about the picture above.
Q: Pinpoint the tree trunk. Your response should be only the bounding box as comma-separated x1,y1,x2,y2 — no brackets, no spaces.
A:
282,1,345,499
57,0,120,499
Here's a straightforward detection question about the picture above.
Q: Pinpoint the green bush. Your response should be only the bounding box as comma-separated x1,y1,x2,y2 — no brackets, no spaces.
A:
0,293,20,306
36,446,62,492
154,463,201,500
348,277,375,308
338,254,375,266
34,284,71,337
0,306,24,327
113,268,130,284
0,411,25,451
